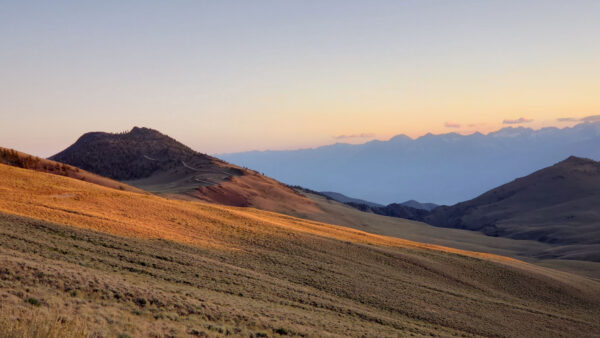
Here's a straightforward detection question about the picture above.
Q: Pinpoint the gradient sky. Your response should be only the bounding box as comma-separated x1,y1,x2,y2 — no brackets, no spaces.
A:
1,0,599,157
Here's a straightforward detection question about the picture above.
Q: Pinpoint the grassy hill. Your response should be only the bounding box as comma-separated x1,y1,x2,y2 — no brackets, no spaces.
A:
27,136,600,279
299,157,600,275
424,156,600,258
0,146,144,194
0,163,599,337
49,127,226,181
48,127,322,217
295,190,600,279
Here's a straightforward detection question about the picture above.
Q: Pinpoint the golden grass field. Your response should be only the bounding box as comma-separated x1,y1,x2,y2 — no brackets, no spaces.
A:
0,147,144,194
1,163,599,337
293,190,600,279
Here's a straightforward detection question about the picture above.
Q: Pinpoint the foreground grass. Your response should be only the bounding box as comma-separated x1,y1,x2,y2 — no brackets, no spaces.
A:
0,213,454,337
0,307,87,338
2,213,600,337
0,164,599,336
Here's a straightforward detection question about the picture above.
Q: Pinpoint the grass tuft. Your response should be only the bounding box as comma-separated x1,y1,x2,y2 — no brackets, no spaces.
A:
24,298,41,307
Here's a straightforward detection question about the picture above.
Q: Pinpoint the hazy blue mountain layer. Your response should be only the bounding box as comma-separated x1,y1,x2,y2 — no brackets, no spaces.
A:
219,122,600,204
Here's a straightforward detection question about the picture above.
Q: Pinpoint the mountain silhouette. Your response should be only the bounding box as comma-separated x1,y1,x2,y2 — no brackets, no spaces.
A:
220,122,600,204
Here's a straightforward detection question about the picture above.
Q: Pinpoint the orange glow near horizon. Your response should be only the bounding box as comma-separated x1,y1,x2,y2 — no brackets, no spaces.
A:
0,1,599,156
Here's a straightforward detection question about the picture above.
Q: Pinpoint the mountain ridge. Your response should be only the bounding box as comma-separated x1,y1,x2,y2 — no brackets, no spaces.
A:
219,121,600,204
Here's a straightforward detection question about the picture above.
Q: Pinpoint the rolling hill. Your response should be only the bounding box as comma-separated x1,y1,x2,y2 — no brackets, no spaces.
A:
0,163,599,337
321,191,438,211
44,129,600,276
49,127,321,215
423,156,600,261
0,146,144,193
320,191,383,207
345,201,429,221
400,199,439,211
317,156,600,266
295,188,600,279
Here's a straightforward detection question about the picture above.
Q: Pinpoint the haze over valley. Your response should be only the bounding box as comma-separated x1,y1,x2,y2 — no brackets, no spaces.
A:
221,121,600,205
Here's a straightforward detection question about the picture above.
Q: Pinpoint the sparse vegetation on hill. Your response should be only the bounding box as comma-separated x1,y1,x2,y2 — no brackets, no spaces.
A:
0,163,599,337
50,126,230,180
295,189,600,278
345,201,429,220
0,146,143,194
424,156,600,255
48,127,320,215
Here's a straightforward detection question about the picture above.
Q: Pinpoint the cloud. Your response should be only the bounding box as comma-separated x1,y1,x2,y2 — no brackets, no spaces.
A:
557,117,579,122
444,122,461,128
581,115,600,123
334,133,376,140
467,123,486,128
556,115,600,123
503,117,533,125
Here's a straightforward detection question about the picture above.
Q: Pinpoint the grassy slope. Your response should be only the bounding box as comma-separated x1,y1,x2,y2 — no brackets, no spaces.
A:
0,147,144,194
424,157,600,249
0,164,599,337
297,191,600,279
47,127,321,216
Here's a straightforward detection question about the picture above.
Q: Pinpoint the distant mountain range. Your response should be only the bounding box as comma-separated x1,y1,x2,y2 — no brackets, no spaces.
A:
219,122,600,205
320,191,438,210
399,200,439,211
320,191,384,207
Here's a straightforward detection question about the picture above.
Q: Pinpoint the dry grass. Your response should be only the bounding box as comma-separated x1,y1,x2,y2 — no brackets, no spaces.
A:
0,307,87,338
0,163,514,260
297,190,600,278
0,147,144,194
189,172,322,215
0,163,599,337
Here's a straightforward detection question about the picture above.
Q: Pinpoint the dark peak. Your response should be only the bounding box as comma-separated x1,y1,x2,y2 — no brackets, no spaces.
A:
75,131,110,143
559,156,598,166
49,126,206,180
389,134,412,142
489,126,534,137
74,127,164,143
419,132,435,139
129,126,163,137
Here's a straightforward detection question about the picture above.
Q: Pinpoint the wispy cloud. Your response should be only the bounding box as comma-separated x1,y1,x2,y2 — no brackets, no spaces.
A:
444,122,461,128
556,114,600,123
557,117,579,122
467,123,486,128
581,115,600,123
334,133,376,140
503,117,533,125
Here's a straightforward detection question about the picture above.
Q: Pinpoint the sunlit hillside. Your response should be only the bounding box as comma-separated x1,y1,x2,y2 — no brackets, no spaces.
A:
0,147,144,194
0,163,599,337
48,127,322,217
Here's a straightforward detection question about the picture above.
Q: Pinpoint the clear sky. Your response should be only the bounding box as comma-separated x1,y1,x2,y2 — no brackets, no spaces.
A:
1,0,599,157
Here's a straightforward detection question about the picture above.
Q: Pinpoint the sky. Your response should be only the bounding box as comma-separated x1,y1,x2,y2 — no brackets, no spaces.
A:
1,0,599,157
